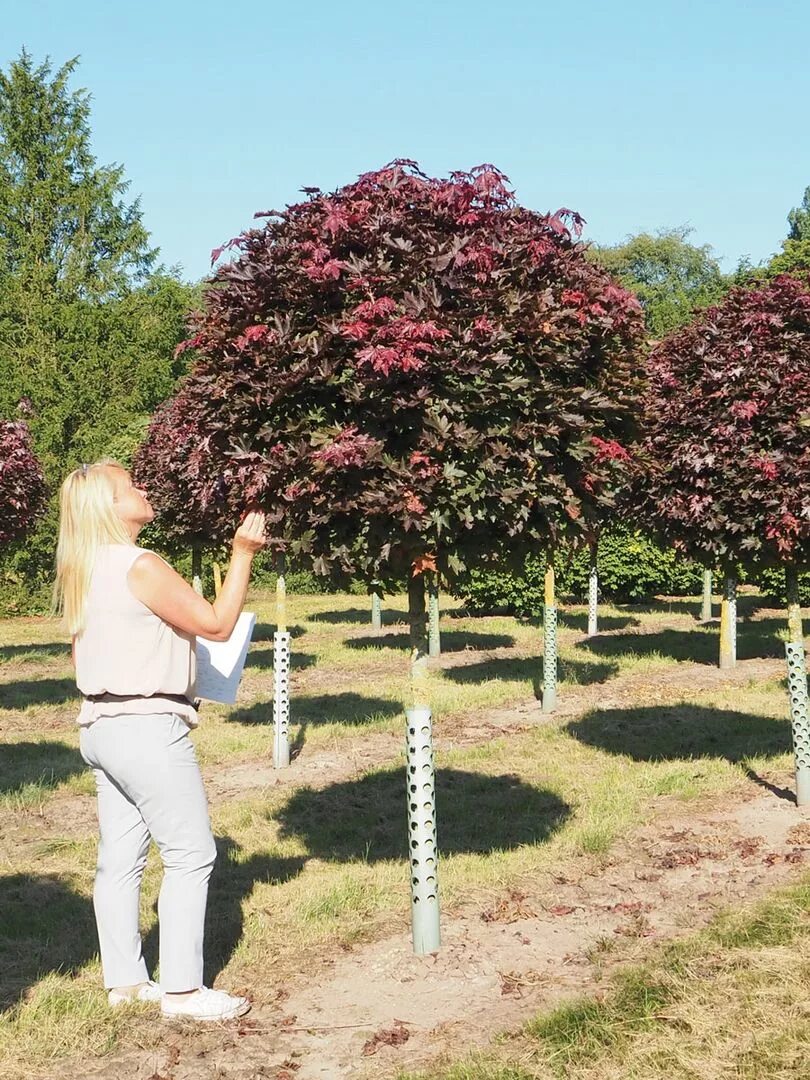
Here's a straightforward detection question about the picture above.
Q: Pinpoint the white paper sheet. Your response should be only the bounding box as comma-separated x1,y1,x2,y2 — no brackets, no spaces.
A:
195,612,257,704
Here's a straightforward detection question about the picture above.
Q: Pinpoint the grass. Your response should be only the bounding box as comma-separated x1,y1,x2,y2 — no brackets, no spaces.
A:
0,589,805,1077
402,881,810,1080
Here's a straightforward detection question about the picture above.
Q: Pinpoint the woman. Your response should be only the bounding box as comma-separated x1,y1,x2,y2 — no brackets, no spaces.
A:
54,459,266,1021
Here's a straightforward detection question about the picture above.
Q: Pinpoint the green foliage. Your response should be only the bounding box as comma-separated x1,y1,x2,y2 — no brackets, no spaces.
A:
787,186,810,243
0,52,196,607
758,565,810,607
456,529,705,615
764,187,810,275
590,226,728,339
0,50,156,299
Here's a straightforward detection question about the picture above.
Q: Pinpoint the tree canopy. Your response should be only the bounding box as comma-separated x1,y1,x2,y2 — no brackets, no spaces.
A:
136,161,645,584
640,275,810,569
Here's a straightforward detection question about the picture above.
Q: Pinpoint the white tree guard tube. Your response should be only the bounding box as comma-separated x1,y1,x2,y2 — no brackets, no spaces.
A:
405,705,440,954
273,631,291,768
587,552,598,638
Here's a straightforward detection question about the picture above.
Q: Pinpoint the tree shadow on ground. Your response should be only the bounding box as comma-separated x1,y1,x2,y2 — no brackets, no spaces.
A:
443,654,617,694
276,768,571,863
243,648,317,672
0,741,85,798
0,643,70,664
0,678,79,710
252,622,306,642
228,691,401,739
556,612,641,634
565,704,791,764
307,608,409,626
0,873,97,1012
578,625,785,665
620,594,766,620
141,836,306,987
347,630,516,653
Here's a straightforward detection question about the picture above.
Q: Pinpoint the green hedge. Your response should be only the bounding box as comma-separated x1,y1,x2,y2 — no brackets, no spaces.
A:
758,566,810,607
456,530,706,617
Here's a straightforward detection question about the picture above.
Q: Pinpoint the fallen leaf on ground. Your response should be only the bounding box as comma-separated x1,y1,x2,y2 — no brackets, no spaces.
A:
362,1020,411,1056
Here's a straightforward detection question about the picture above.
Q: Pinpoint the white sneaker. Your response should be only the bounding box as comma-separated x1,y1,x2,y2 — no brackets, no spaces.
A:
161,986,251,1021
108,980,162,1007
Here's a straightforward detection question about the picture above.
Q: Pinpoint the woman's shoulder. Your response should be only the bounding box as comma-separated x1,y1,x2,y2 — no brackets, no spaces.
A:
98,543,163,574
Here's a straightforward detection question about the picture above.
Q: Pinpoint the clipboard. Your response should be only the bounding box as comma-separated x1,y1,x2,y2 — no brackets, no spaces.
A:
195,612,257,704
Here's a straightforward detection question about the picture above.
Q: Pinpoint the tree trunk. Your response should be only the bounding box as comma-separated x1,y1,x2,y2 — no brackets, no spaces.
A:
543,555,557,713
406,569,440,953
785,565,810,805
718,570,737,669
212,561,223,598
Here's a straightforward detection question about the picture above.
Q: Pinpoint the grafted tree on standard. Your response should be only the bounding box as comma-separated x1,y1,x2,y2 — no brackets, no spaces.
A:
136,161,644,948
640,275,810,800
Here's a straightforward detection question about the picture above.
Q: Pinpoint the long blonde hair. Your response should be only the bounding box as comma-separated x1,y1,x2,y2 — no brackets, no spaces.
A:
53,459,135,635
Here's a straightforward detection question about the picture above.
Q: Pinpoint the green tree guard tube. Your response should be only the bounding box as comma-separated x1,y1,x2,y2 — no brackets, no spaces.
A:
428,573,441,658
371,582,382,631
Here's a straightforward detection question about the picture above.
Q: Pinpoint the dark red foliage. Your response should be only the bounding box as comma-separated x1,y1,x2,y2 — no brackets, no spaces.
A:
135,161,644,580
0,420,46,545
641,275,810,567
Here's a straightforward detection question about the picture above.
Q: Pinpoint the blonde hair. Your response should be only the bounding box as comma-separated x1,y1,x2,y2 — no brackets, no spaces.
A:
53,459,135,635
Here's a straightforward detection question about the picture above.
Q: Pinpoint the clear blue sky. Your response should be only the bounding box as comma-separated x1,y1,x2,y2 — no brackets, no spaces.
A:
6,0,809,280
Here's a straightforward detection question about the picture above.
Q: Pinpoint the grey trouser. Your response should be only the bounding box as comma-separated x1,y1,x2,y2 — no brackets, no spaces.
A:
80,713,217,992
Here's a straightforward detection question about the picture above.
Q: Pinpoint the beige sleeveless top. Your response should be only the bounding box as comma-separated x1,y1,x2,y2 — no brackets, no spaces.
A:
74,544,198,727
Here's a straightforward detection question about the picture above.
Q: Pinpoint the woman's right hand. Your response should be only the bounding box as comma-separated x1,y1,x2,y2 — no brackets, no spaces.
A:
232,510,267,557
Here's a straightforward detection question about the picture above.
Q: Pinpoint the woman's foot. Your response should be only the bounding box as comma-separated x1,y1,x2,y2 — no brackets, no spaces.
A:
108,980,162,1007
161,986,250,1021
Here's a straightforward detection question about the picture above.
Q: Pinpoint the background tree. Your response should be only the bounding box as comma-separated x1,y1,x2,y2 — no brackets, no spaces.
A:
765,186,810,277
0,52,195,610
640,274,810,797
0,419,46,545
591,226,728,338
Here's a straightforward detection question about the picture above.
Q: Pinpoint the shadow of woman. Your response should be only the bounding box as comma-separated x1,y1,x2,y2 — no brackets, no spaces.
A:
141,836,306,988
0,873,96,1012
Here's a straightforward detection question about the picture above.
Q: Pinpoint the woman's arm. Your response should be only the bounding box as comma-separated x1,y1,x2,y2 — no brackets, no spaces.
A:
127,511,267,642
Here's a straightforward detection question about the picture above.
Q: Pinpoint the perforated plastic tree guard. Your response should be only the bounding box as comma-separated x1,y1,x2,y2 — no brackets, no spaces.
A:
405,705,440,953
